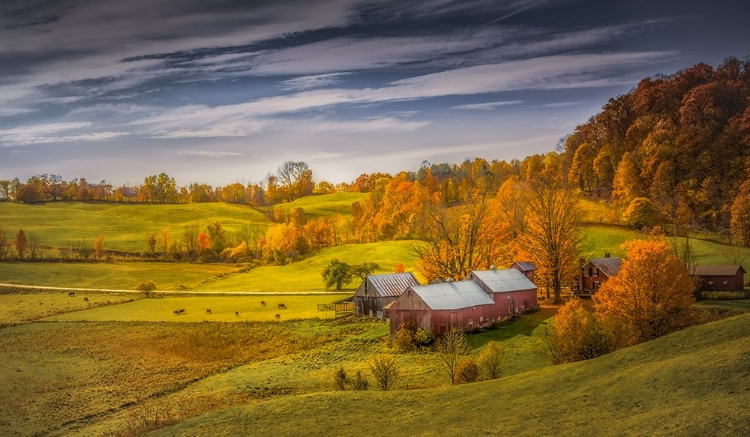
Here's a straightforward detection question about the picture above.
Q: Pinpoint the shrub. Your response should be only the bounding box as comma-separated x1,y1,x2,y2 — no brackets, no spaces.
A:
369,355,399,391
134,281,156,292
436,329,471,385
350,370,369,391
393,319,435,351
332,366,349,391
456,358,479,384
477,341,503,379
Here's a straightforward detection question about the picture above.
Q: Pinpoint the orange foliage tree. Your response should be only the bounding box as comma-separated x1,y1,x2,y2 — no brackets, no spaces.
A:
197,232,212,253
594,240,694,346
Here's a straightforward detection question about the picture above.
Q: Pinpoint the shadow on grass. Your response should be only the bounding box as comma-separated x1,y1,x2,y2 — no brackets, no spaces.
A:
467,305,558,348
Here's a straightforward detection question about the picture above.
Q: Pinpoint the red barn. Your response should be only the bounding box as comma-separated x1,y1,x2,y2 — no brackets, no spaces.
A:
572,256,622,297
510,261,537,284
468,268,538,317
389,281,496,340
389,269,539,340
690,265,746,291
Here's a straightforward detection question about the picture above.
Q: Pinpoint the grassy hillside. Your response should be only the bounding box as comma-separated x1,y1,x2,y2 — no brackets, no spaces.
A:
196,240,421,292
153,313,750,437
271,192,367,219
0,261,238,290
0,201,271,252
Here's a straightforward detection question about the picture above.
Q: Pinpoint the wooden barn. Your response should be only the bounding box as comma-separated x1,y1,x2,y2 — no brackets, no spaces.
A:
690,265,746,291
389,281,497,340
510,261,537,283
353,272,420,319
468,268,538,317
572,255,622,297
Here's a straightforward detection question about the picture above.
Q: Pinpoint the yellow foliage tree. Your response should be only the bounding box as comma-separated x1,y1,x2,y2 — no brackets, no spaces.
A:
594,240,694,346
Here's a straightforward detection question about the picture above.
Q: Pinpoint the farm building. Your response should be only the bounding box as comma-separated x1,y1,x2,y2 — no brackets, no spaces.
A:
353,272,420,318
690,265,746,291
510,261,537,283
389,281,497,339
468,268,538,317
571,255,622,297
389,268,539,339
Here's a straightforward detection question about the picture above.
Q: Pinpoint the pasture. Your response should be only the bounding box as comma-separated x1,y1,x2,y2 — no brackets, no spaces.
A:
0,291,135,323
150,312,750,437
45,293,352,323
0,201,271,253
274,192,367,219
196,240,422,292
0,261,238,290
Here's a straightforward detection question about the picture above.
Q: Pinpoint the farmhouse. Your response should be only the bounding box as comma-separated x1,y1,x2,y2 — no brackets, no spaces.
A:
510,261,537,283
353,272,420,318
572,255,622,297
389,268,539,339
690,265,746,291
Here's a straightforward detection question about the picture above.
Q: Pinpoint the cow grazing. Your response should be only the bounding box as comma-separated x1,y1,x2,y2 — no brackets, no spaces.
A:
235,311,240,316
178,309,185,314
275,314,281,320
278,303,287,309
68,292,75,297
83,297,89,302
174,309,180,315
260,301,266,306
206,309,212,314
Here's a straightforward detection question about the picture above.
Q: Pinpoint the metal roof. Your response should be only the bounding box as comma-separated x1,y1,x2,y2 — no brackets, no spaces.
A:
691,265,746,276
470,269,536,293
409,281,494,310
588,258,623,277
511,261,537,272
365,272,421,297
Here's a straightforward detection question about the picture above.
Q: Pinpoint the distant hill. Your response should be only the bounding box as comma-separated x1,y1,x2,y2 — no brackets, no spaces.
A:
153,313,750,436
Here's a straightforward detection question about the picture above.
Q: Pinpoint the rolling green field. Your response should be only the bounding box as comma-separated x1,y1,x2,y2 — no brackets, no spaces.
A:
151,312,750,437
274,192,367,219
197,240,422,292
0,261,238,290
0,201,271,252
45,293,351,323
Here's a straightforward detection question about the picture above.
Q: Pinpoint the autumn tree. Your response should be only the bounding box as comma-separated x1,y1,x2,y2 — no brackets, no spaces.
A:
181,225,199,258
14,229,28,259
520,179,582,304
730,177,750,247
160,228,171,255
206,221,226,252
93,235,105,260
477,341,503,379
147,232,157,255
322,259,353,290
594,240,694,346
436,329,471,385
545,299,611,364
197,232,212,253
414,189,508,282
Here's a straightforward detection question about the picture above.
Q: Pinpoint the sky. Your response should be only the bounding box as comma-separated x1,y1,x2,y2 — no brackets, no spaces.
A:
1,0,748,187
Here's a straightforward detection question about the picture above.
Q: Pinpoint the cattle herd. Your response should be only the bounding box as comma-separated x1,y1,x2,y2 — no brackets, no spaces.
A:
172,301,288,317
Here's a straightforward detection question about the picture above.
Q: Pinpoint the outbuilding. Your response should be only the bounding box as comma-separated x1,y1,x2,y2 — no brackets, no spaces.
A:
389,281,496,339
353,272,420,318
510,261,537,283
690,265,746,291
468,268,538,317
572,255,623,297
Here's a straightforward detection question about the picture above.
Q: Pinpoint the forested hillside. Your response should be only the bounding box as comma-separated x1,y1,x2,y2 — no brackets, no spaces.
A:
561,57,750,235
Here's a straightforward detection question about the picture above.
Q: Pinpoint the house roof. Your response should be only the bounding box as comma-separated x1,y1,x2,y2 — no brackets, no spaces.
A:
690,265,746,277
357,272,420,297
408,281,495,310
587,258,623,277
511,261,537,272
470,269,536,292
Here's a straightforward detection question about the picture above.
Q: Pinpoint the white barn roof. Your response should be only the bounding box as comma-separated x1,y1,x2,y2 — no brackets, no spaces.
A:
470,269,536,292
355,272,420,297
409,281,494,310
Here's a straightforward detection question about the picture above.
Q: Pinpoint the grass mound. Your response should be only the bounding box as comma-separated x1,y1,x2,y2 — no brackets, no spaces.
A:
154,313,750,437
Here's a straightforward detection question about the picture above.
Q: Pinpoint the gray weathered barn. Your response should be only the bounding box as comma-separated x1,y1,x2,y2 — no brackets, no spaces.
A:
353,272,420,318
